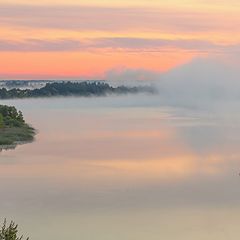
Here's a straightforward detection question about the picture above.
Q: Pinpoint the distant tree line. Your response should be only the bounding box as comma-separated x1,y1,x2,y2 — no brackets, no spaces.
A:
0,81,155,99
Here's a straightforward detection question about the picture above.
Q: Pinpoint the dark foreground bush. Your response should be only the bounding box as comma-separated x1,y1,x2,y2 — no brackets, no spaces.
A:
0,219,29,240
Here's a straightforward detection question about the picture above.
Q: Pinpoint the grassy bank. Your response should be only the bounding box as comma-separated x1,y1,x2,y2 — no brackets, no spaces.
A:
0,124,35,145
0,105,35,147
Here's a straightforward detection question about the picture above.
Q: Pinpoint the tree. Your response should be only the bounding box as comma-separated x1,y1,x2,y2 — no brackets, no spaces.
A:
0,105,25,127
0,219,29,240
17,111,24,123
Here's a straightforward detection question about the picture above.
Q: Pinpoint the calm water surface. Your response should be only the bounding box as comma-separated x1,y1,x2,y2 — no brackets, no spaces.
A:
1,95,240,240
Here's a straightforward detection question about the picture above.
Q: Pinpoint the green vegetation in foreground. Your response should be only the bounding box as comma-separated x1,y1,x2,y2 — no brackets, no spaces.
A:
0,81,156,99
0,105,35,145
0,219,29,240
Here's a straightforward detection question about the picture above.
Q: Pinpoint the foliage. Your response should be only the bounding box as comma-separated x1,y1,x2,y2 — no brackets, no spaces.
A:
0,219,29,240
0,105,25,128
0,125,35,145
0,81,155,99
0,105,35,145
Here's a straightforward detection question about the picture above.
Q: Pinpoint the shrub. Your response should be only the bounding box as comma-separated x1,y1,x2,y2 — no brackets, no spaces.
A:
0,219,29,240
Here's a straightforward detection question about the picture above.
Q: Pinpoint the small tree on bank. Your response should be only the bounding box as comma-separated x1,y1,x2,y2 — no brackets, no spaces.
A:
0,219,29,240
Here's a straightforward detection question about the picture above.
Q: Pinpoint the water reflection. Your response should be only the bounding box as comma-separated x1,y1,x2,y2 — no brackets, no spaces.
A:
0,144,17,152
0,140,35,152
0,96,240,240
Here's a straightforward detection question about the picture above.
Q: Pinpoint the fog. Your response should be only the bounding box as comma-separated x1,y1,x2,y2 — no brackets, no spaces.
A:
106,56,240,108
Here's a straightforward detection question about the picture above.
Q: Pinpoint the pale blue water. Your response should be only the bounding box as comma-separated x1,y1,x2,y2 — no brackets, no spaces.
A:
1,95,240,240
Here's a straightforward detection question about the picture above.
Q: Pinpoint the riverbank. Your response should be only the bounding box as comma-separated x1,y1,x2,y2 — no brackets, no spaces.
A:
0,124,35,146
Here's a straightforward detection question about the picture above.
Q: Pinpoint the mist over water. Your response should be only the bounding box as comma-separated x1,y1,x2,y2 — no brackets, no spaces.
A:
1,92,240,240
107,57,240,108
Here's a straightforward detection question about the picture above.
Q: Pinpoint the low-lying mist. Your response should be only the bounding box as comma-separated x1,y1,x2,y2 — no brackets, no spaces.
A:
106,56,240,108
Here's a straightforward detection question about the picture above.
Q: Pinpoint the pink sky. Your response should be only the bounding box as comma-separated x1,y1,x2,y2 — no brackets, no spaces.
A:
0,0,239,79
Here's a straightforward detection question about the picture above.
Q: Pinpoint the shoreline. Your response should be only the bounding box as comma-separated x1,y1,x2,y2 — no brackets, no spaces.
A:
0,124,36,148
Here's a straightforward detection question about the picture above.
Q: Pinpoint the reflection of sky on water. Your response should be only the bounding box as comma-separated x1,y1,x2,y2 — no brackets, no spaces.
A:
1,96,240,240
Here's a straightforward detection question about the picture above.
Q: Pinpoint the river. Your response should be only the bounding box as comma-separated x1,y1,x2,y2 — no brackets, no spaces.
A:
1,95,240,239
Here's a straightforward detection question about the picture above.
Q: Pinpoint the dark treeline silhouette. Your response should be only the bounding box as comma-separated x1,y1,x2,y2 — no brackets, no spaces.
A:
0,81,155,99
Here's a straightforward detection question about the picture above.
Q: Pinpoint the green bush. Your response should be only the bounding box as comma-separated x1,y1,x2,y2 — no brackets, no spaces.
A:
0,219,29,240
0,105,25,128
0,105,35,146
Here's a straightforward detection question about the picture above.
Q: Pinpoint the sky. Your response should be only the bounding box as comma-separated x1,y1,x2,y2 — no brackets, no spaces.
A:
0,0,239,79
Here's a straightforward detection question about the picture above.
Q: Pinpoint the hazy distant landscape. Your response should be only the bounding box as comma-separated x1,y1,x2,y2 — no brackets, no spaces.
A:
0,0,240,239
0,81,155,99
